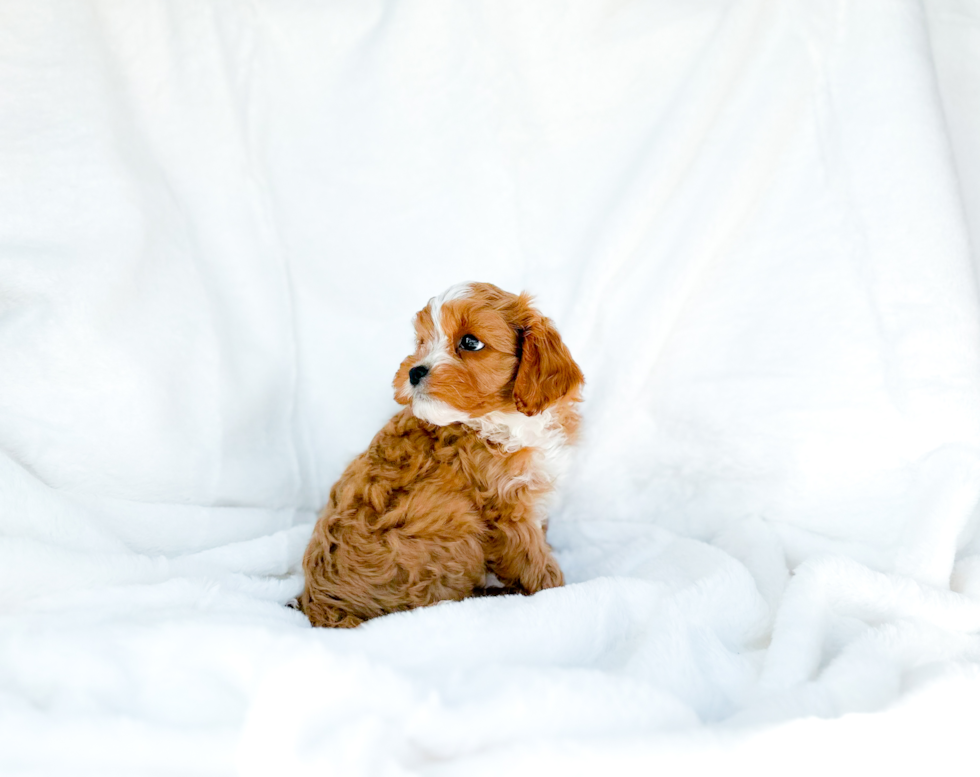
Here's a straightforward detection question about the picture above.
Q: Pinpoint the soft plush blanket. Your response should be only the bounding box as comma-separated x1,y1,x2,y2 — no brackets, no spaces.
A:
2,0,979,774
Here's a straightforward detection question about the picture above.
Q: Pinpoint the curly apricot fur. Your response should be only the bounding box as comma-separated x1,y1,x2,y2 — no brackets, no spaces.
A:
300,284,582,627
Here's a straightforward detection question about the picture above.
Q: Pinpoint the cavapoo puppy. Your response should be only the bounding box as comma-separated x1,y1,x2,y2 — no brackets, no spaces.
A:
299,282,583,628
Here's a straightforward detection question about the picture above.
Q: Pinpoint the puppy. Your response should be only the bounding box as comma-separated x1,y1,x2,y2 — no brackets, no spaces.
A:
299,282,583,627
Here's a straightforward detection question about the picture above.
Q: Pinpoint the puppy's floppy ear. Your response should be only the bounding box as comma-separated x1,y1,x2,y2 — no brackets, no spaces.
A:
512,294,584,416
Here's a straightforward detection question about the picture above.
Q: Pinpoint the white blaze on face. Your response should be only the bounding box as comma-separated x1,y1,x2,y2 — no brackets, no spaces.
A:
402,282,474,414
419,282,472,372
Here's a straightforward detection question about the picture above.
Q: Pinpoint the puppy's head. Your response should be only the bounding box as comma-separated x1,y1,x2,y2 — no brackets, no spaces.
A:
393,282,583,426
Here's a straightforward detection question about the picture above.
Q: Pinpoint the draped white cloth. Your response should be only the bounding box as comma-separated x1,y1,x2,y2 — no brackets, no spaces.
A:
2,1,979,774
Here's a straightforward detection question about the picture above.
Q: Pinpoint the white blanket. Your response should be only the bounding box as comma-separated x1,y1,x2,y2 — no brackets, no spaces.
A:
2,0,980,774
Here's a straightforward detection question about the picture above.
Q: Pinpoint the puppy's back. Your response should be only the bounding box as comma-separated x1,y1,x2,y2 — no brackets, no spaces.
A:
300,409,488,627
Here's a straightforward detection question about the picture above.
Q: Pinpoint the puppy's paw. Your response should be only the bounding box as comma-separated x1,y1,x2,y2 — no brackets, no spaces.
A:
521,556,564,593
540,556,565,589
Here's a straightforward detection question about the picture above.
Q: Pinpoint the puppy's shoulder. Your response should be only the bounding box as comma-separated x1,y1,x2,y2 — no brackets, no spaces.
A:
368,408,431,448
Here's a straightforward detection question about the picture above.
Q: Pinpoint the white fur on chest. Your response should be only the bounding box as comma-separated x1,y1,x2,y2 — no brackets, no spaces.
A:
412,400,572,525
467,409,570,486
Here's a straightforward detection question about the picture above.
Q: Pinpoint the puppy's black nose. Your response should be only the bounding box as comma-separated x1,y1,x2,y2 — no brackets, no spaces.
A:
409,365,429,386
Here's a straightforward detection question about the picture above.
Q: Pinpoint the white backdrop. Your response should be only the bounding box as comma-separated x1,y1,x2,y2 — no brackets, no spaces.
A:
2,1,980,774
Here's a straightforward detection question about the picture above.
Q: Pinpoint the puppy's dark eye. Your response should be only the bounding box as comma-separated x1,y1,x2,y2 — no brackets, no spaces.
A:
458,334,484,352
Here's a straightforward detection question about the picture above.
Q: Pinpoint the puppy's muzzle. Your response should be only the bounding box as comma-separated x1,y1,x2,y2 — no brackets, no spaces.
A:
409,365,429,386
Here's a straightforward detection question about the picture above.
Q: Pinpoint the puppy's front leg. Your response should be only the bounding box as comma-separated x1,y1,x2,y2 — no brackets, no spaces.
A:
486,516,564,594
